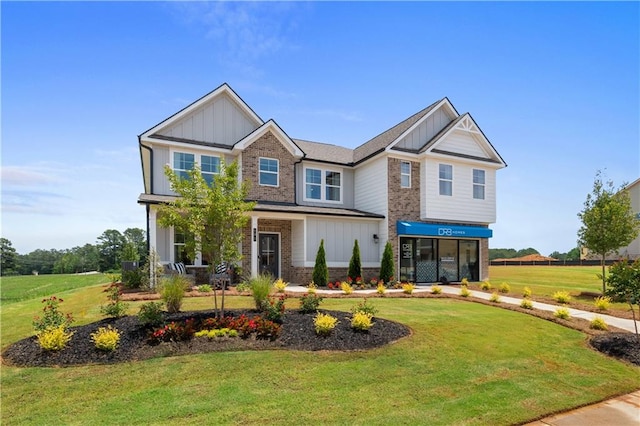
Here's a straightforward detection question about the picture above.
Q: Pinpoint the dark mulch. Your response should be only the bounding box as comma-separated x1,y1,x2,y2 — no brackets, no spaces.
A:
1,309,411,368
590,333,640,367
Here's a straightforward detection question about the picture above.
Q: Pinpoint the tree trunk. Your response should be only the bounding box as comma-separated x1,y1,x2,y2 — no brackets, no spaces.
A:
601,254,606,295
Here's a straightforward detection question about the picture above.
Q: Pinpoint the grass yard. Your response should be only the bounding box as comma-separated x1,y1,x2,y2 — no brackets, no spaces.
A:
489,265,605,296
0,273,108,305
2,282,639,425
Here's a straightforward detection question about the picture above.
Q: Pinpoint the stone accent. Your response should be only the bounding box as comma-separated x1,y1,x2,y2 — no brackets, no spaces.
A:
242,130,296,203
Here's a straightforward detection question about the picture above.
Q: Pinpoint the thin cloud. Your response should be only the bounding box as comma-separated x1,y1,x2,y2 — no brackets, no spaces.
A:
1,165,65,186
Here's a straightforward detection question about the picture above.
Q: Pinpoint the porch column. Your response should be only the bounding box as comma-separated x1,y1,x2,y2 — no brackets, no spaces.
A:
148,207,157,255
251,216,258,278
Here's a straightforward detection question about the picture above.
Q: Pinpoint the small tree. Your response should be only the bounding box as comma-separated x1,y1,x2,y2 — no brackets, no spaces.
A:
347,239,362,281
578,171,640,293
312,239,328,287
606,258,640,339
0,238,18,276
380,241,395,284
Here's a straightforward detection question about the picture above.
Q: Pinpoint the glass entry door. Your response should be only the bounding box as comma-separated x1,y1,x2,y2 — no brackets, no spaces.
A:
438,239,458,282
259,233,279,278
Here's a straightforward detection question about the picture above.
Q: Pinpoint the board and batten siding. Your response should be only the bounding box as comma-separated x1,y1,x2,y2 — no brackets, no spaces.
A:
305,217,380,266
156,94,257,146
295,162,355,209
423,158,497,224
291,220,306,266
354,157,388,254
395,107,455,151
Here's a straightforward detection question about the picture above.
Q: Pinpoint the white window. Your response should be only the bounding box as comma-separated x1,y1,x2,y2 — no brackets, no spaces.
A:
439,164,453,196
401,161,411,188
304,167,341,202
174,231,191,264
259,157,279,187
173,152,220,185
473,169,485,200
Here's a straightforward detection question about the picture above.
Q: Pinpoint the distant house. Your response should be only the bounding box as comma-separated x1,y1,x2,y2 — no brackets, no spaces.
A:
138,83,506,283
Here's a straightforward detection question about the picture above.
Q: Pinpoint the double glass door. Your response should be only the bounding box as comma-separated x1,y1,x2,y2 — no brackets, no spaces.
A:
399,237,478,283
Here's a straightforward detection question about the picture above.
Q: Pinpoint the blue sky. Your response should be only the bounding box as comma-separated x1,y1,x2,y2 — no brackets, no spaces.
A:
2,1,639,256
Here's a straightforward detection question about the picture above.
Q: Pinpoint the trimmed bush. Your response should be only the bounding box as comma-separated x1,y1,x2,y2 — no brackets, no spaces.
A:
314,313,338,336
347,239,362,281
379,241,395,284
312,240,329,287
91,325,121,351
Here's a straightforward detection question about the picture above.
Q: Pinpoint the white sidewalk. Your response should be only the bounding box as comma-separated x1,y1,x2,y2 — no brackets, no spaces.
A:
285,284,639,333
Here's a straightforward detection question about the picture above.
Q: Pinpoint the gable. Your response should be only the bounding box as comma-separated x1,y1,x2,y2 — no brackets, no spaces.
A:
140,83,263,147
393,104,457,151
233,120,304,158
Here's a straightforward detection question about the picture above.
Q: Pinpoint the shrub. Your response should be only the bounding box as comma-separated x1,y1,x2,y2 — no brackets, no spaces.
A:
312,239,329,287
554,308,571,320
32,296,74,334
553,291,572,304
160,275,189,313
379,241,395,284
460,278,469,286
137,302,164,327
499,282,510,293
264,295,286,323
520,299,534,309
480,280,492,291
341,282,354,295
376,283,386,295
235,281,251,293
431,285,442,294
460,286,471,297
402,283,415,294
197,284,212,293
299,293,323,313
91,325,121,351
307,282,317,294
273,278,288,293
37,326,74,351
249,273,273,310
523,287,532,298
590,317,608,330
107,273,121,283
149,318,197,344
489,292,501,303
314,313,338,336
348,240,362,282
351,312,373,331
351,299,378,317
594,296,611,311
100,283,129,319
122,268,144,289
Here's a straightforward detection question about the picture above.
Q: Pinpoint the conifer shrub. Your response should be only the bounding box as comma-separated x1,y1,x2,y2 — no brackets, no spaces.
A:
347,239,362,281
312,239,329,287
379,241,395,284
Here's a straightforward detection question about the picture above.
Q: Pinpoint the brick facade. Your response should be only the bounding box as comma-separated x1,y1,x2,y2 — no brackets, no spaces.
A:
240,219,292,282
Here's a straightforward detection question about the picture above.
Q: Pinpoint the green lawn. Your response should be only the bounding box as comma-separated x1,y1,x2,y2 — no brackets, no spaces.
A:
0,273,108,305
2,283,638,425
489,265,605,296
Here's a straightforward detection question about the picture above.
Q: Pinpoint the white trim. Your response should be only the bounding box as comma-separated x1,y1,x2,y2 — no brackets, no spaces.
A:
302,165,343,204
258,157,279,187
472,168,486,200
258,231,282,279
233,120,304,158
400,161,411,188
439,163,453,196
170,149,221,184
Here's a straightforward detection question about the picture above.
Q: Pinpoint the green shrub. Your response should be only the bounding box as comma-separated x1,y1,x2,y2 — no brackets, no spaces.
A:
460,286,471,297
351,299,378,317
348,239,362,282
554,307,571,320
590,317,608,330
523,287,532,298
594,296,611,311
341,282,354,295
379,241,395,284
121,268,144,289
499,282,510,293
37,326,74,351
197,284,212,293
553,291,572,304
402,283,415,294
299,293,323,313
249,273,273,310
489,292,501,303
520,299,534,309
431,285,442,294
312,239,329,287
32,296,74,334
160,275,190,313
235,281,251,293
137,302,164,327
107,273,121,283
264,295,286,323
351,312,373,331
314,313,338,335
480,280,492,291
91,325,120,351
100,283,129,318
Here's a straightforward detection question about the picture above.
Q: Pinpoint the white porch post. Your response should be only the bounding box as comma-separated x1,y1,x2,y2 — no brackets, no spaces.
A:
149,207,157,256
251,215,258,278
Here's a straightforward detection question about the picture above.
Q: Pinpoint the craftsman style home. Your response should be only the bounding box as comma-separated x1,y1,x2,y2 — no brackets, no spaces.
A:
138,83,506,284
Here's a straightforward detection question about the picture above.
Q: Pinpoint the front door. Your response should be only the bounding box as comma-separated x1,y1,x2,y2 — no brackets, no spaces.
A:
259,233,279,278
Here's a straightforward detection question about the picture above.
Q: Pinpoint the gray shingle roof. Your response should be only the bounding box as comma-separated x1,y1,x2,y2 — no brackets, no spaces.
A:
293,139,354,165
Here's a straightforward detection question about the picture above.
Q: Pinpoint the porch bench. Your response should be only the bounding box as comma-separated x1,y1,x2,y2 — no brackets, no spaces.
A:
162,262,196,285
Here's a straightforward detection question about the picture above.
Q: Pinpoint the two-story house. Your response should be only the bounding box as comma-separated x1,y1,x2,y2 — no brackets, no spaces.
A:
138,83,506,284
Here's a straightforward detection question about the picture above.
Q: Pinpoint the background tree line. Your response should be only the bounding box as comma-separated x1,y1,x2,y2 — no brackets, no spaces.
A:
489,247,581,261
0,228,146,276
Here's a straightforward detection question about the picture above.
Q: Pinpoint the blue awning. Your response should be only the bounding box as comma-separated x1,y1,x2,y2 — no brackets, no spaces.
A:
397,221,493,238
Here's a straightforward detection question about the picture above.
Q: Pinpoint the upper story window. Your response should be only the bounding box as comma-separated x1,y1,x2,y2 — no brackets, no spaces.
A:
400,161,411,188
473,169,485,200
305,167,342,202
259,157,279,187
173,152,220,185
439,164,453,196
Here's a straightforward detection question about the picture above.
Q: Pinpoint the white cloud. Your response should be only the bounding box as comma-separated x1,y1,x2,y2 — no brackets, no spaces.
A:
1,165,66,186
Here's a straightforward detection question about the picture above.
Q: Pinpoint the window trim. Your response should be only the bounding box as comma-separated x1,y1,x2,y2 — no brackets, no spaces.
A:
259,157,279,187
439,163,453,196
172,150,221,185
400,161,411,188
303,166,342,203
472,168,485,200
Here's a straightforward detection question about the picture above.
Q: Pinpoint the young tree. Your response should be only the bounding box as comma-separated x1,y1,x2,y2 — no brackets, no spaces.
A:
380,241,395,284
578,171,640,293
347,239,362,281
157,159,254,317
312,239,328,287
0,238,18,276
97,229,125,272
606,259,640,339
